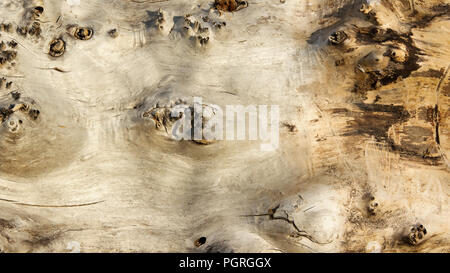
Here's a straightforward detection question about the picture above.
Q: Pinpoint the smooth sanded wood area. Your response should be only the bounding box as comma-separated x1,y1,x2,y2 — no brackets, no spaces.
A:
0,0,449,252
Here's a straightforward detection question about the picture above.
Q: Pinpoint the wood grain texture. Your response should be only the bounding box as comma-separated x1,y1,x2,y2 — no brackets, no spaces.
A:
0,0,449,253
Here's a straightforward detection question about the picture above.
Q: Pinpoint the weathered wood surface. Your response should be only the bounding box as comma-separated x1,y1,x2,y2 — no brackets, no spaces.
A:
0,0,449,252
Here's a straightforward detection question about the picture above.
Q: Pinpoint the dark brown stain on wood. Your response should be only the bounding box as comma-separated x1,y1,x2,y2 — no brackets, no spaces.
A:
332,103,410,141
412,68,445,79
332,103,442,164
355,29,422,92
411,4,450,28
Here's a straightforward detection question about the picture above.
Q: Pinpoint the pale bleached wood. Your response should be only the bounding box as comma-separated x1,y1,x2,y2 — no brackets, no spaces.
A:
0,0,449,253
